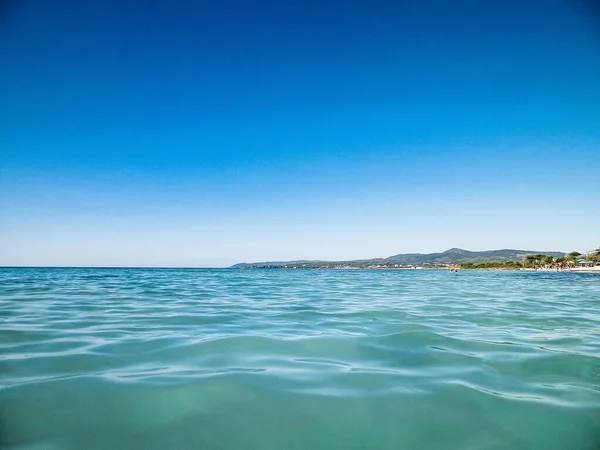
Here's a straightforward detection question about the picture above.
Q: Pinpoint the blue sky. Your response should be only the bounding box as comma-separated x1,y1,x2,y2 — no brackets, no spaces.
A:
1,0,599,267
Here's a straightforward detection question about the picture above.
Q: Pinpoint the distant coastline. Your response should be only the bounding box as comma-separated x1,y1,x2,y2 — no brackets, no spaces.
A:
232,247,600,272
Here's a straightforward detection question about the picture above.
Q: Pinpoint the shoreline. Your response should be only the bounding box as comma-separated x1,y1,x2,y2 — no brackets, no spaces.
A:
458,266,600,273
238,266,600,272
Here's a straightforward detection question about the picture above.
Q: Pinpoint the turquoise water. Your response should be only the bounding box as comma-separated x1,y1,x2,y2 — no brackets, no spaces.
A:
1,268,599,449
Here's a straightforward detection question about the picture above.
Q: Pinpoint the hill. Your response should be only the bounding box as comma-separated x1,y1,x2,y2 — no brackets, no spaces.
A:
386,248,565,265
230,248,566,268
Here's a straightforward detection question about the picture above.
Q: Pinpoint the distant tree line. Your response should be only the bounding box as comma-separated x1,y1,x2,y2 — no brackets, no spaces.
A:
460,248,600,270
460,261,524,270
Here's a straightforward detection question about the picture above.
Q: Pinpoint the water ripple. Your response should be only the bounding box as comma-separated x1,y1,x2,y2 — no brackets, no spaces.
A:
1,268,599,449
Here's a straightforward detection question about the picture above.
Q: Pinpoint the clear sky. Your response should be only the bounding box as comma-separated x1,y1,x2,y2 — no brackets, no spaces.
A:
1,0,599,267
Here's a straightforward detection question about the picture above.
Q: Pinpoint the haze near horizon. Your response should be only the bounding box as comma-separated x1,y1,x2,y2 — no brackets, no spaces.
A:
1,0,599,267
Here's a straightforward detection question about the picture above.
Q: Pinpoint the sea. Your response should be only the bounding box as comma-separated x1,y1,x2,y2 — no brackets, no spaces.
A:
1,268,599,449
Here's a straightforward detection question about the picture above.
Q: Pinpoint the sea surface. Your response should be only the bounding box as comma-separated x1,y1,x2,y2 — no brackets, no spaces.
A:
1,268,599,449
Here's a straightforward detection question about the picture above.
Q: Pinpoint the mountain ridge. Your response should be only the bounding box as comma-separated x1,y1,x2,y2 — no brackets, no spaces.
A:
230,248,566,268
